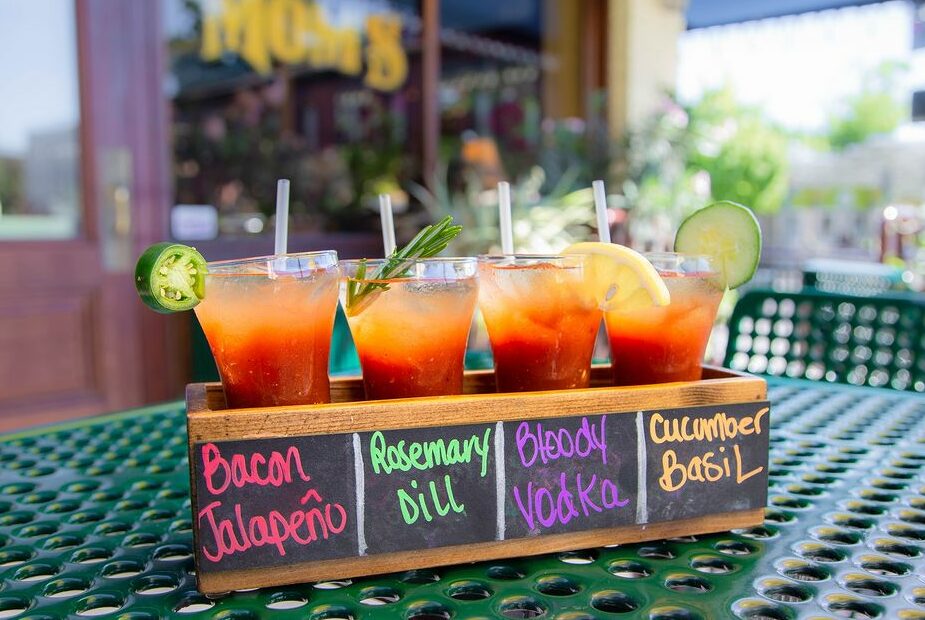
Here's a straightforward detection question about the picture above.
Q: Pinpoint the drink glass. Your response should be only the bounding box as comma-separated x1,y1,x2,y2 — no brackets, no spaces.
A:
478,255,601,392
605,252,723,386
340,258,478,400
193,250,339,408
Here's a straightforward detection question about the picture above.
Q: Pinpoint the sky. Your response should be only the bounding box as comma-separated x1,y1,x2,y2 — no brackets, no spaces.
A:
0,0,79,155
677,1,915,131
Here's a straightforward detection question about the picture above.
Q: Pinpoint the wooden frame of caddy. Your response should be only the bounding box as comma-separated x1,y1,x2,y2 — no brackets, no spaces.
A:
186,365,769,595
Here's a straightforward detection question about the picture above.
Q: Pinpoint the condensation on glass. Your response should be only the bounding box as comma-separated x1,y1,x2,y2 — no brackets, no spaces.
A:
0,0,82,240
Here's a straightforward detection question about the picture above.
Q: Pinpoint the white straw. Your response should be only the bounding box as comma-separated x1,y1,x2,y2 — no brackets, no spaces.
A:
274,179,290,255
498,181,514,254
379,194,396,256
592,179,611,244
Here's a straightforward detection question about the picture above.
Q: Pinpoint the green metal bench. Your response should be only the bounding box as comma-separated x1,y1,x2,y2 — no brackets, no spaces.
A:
802,258,906,297
724,287,925,392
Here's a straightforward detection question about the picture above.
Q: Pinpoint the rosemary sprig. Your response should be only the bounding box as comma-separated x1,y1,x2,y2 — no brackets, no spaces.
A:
345,215,463,315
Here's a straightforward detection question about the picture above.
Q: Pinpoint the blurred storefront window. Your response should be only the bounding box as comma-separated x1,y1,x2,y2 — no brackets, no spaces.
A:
162,0,605,237
0,0,81,240
438,1,607,191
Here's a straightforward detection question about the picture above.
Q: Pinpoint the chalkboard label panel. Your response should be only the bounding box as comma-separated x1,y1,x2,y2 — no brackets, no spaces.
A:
643,402,770,524
360,424,498,555
504,413,637,538
189,399,769,580
192,434,358,574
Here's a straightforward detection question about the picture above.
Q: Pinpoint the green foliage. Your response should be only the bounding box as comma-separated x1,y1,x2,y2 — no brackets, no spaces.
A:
792,187,839,208
408,166,596,255
414,87,794,254
613,97,703,226
852,186,883,210
610,88,790,231
686,89,790,215
828,91,904,150
536,115,613,192
406,166,501,256
172,91,413,231
0,159,24,214
826,61,907,150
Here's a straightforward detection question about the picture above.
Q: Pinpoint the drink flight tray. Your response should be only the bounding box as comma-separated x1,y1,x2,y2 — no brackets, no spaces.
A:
185,366,769,594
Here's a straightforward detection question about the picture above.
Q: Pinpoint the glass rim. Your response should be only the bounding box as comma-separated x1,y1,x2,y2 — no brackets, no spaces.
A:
341,256,477,284
643,251,713,261
477,254,586,262
643,251,718,275
340,256,476,266
206,249,338,271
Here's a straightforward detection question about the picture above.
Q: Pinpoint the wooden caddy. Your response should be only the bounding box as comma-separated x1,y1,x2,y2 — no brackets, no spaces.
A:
186,366,769,595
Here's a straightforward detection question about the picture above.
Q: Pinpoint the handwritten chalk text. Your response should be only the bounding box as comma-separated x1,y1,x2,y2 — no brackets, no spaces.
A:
369,428,492,478
513,472,629,530
515,416,607,469
198,488,348,562
398,475,465,525
649,408,768,445
202,443,312,496
658,444,764,492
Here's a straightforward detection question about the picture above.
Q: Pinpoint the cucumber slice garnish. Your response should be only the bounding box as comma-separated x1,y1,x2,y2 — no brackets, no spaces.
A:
135,243,207,313
674,201,762,289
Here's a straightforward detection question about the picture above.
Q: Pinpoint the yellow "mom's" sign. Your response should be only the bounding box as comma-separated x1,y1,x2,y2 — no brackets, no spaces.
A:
200,0,408,92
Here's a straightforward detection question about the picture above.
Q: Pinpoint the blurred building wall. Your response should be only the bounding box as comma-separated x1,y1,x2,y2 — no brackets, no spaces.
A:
608,0,686,139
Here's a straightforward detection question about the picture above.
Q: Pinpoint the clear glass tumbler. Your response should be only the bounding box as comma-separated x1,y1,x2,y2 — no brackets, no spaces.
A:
605,252,723,386
194,250,339,408
478,255,601,392
340,257,479,400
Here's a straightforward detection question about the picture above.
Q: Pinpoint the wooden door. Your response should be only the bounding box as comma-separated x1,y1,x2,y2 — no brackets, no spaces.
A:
0,0,184,431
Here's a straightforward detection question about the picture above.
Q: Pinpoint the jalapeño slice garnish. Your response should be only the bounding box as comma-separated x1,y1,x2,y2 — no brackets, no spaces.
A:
134,243,207,313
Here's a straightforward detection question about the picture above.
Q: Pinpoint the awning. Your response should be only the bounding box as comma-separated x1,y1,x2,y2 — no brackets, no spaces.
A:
686,0,888,29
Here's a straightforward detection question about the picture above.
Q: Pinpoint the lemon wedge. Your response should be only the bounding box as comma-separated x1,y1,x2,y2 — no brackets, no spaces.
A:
563,242,671,312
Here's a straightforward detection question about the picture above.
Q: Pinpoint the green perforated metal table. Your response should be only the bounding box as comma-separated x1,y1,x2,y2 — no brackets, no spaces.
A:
2,379,925,619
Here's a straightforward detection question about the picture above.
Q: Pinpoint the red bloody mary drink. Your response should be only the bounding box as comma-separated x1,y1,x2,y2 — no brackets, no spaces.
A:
478,255,601,392
193,251,339,408
341,258,478,400
605,253,723,385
